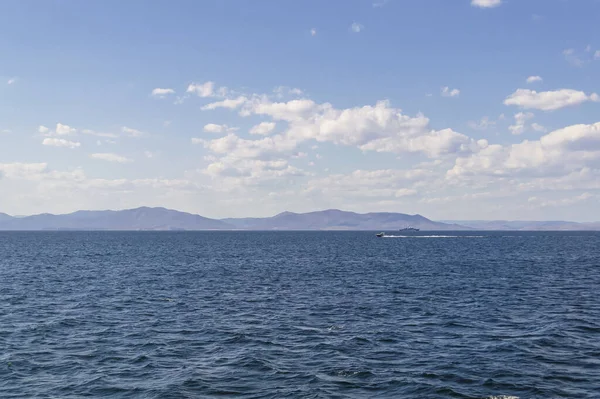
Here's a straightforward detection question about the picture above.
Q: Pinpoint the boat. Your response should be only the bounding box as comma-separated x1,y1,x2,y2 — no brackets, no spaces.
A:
376,232,385,237
399,226,420,232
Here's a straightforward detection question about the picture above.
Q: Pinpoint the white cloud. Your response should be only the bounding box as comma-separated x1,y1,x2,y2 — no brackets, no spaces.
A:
209,97,487,159
56,123,77,135
526,76,543,84
595,50,600,60
351,22,364,33
273,86,304,98
531,123,547,132
243,98,317,121
186,81,215,97
471,0,502,8
7,77,17,85
202,96,248,110
509,112,534,135
250,122,276,135
528,193,595,208
82,129,118,138
441,86,460,97
38,125,49,134
563,48,584,67
310,28,317,36
540,122,600,150
448,121,600,179
194,133,298,161
395,188,418,197
504,89,599,111
305,168,430,202
203,158,306,185
90,153,133,163
42,138,81,149
122,126,144,137
0,163,52,180
151,88,175,98
0,162,85,182
144,151,155,158
373,0,389,7
203,123,238,134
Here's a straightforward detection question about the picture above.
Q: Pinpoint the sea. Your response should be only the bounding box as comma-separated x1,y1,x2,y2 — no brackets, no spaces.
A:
0,231,599,398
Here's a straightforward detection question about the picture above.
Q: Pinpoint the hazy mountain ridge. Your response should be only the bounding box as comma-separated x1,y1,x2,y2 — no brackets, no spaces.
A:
0,207,462,231
442,220,600,231
0,213,14,222
0,207,598,231
224,209,467,230
0,207,230,231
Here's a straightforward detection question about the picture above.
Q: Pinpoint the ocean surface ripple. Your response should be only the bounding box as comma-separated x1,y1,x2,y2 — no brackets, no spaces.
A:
1,231,599,398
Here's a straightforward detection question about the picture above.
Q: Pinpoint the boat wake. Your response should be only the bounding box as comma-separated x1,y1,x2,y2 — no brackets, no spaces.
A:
383,235,485,238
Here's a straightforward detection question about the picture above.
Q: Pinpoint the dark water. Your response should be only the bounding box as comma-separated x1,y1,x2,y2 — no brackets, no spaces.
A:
1,231,599,398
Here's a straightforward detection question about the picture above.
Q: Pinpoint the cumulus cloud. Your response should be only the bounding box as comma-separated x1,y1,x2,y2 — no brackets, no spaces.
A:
526,76,543,84
563,48,584,67
42,138,81,149
201,96,485,159
151,88,175,98
273,86,304,98
202,96,248,110
441,87,460,97
504,89,599,111
203,123,238,134
471,0,502,8
186,81,215,97
509,112,535,135
7,77,17,85
90,153,133,163
82,129,118,138
122,126,144,137
448,121,600,179
540,122,600,150
531,123,546,132
194,133,298,161
305,168,430,201
528,193,595,208
38,125,49,134
310,28,317,36
250,122,276,135
350,22,364,33
0,162,84,182
56,123,77,135
203,158,306,184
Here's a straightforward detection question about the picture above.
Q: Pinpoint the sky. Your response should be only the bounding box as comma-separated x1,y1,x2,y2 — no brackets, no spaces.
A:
1,0,600,221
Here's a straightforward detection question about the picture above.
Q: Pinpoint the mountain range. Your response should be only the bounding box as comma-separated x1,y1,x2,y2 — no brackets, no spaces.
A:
0,207,597,231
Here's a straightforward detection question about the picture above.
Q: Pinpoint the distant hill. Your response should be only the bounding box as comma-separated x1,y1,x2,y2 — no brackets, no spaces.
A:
0,207,232,231
1,207,597,231
442,220,600,231
223,209,468,231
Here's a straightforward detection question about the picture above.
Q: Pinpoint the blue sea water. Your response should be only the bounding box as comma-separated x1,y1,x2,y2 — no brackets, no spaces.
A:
0,231,599,398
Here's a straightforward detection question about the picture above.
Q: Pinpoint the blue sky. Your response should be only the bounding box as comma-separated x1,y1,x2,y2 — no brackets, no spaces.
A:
1,0,600,221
